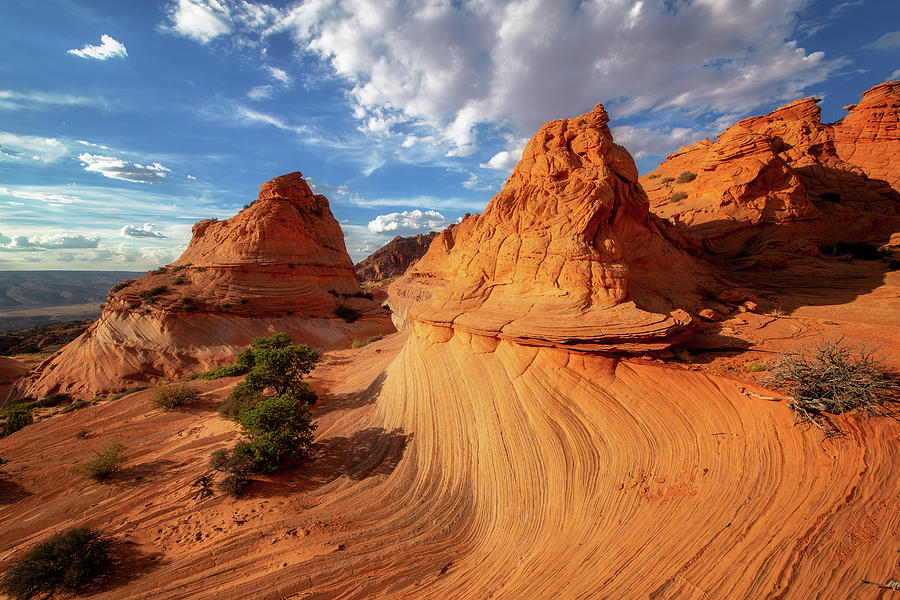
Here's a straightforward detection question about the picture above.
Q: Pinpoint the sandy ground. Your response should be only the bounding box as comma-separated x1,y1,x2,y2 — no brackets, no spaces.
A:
0,256,897,599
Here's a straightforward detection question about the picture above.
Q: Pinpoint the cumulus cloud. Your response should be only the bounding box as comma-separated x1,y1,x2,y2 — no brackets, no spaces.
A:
865,31,900,51
0,132,67,163
163,0,233,44
252,0,844,156
0,232,100,251
121,223,167,238
368,209,454,235
67,34,127,60
78,153,171,183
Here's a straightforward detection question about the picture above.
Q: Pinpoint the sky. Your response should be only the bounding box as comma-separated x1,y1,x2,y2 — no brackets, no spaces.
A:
0,0,898,270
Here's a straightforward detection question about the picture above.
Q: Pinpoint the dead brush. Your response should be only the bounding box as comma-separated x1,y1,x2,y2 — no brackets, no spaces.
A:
766,337,898,435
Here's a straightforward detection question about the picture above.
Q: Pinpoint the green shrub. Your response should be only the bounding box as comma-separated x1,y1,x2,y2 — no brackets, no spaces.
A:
150,384,198,410
745,361,768,373
75,443,127,482
646,173,660,179
109,386,148,401
669,191,688,203
334,305,360,323
210,447,252,498
2,407,33,437
660,177,675,184
138,286,167,303
35,392,72,408
110,279,135,293
149,266,167,275
767,338,897,433
173,276,185,285
0,527,112,600
237,395,316,473
351,340,365,349
676,171,697,183
219,380,261,420
60,400,88,414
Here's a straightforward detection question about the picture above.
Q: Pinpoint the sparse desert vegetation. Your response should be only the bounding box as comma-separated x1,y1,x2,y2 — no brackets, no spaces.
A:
74,443,127,482
150,384,198,410
0,527,113,600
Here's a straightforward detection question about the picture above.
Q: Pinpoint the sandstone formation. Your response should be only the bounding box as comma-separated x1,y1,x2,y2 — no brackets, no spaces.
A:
0,356,27,404
354,232,437,283
391,104,722,351
24,173,394,398
641,81,900,263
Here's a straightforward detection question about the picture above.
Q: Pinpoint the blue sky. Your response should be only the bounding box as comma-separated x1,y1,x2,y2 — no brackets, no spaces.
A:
0,0,898,270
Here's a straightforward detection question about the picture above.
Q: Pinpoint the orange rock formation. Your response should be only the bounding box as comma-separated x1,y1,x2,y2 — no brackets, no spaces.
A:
354,232,437,283
24,173,394,398
393,104,721,351
641,81,900,261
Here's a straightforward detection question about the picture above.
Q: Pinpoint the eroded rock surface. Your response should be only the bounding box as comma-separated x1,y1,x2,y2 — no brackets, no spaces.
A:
641,81,900,264
25,172,394,398
355,233,438,283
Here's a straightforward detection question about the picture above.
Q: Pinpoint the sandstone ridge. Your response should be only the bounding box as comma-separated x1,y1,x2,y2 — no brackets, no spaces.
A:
394,104,718,352
24,172,394,398
641,81,900,263
354,232,437,284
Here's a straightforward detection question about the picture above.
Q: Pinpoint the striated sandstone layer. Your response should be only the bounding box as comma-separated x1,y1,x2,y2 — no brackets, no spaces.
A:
641,81,900,263
24,173,394,398
354,232,437,283
392,104,723,351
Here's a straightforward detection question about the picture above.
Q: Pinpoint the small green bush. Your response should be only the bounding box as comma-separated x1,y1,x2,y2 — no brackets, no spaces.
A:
745,361,768,372
237,395,316,473
110,279,135,293
35,392,72,408
109,386,148,401
210,447,252,498
60,400,88,414
138,285,168,303
75,443,127,482
173,276,185,285
646,173,660,179
660,177,675,184
669,191,688,203
0,527,112,600
334,305,360,323
150,384,198,410
2,407,33,437
149,266,167,275
676,171,697,183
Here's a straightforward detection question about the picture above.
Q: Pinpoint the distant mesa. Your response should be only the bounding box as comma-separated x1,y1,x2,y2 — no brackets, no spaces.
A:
641,80,900,266
24,172,395,399
354,232,438,284
390,103,726,352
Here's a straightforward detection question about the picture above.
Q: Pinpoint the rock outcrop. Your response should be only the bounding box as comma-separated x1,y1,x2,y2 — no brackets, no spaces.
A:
641,81,900,263
354,232,437,284
391,104,721,352
24,173,394,398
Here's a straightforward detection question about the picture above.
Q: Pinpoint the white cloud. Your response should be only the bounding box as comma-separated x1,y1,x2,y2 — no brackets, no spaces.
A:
267,66,291,84
76,139,110,150
163,0,233,44
78,153,171,183
247,85,275,100
611,125,708,160
121,223,167,238
67,34,128,60
367,209,454,235
186,174,197,180
892,69,900,80
0,186,80,204
258,0,843,156
0,90,97,111
0,231,100,251
235,106,310,134
461,172,498,192
0,132,67,163
865,31,900,51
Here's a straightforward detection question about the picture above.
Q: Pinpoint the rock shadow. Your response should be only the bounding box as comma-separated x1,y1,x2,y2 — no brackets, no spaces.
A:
91,539,165,595
313,371,386,418
245,426,412,498
673,322,752,364
114,459,179,485
0,477,31,505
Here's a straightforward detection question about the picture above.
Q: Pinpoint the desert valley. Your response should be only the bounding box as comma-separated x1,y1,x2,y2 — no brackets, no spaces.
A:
0,79,898,599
